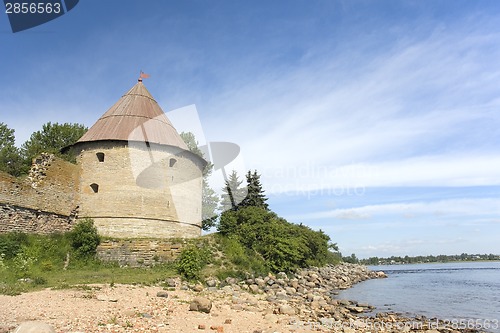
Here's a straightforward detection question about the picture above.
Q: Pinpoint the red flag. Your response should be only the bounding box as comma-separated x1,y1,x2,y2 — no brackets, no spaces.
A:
140,72,150,79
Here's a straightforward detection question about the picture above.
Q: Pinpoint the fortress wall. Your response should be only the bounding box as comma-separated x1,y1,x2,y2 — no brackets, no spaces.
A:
0,203,74,234
0,154,80,216
75,141,203,238
92,217,200,238
97,238,188,267
0,155,80,234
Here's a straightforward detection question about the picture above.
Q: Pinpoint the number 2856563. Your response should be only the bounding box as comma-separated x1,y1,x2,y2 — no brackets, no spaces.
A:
5,2,62,14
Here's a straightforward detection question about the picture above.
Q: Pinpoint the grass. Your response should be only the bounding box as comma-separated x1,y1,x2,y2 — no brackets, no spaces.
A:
52,264,177,286
0,233,227,295
0,228,186,295
0,260,178,295
0,227,341,295
0,227,178,295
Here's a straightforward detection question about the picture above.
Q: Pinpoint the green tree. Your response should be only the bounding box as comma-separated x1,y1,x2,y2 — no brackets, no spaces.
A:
365,257,380,265
218,206,337,272
201,176,219,230
68,219,101,259
180,132,203,157
0,123,25,177
240,170,269,210
220,170,246,212
342,253,359,264
180,132,219,230
218,170,338,272
21,122,87,167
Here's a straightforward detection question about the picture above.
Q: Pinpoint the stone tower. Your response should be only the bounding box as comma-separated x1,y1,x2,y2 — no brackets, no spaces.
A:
69,79,206,238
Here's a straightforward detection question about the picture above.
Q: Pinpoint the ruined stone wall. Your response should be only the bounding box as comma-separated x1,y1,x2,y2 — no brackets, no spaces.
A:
97,238,188,266
75,141,204,238
0,154,80,234
0,203,74,234
0,143,204,240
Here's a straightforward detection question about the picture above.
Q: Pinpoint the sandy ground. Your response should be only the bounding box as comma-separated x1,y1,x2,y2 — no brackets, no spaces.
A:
0,284,301,333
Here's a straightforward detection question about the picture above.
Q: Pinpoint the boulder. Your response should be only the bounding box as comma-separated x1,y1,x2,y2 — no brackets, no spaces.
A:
249,284,260,294
275,291,289,300
192,284,204,292
206,279,218,287
278,304,296,315
346,306,365,313
165,278,177,288
225,277,238,285
254,278,265,287
189,296,212,313
156,291,169,298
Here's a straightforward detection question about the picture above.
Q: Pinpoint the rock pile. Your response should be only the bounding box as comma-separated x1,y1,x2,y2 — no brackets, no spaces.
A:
197,263,387,323
27,153,55,189
186,264,481,332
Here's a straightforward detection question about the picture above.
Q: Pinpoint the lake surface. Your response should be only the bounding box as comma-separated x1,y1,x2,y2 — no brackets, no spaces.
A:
338,262,500,332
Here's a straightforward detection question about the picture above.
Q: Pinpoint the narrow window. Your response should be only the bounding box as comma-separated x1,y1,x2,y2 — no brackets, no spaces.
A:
90,183,99,193
169,158,177,167
96,152,105,162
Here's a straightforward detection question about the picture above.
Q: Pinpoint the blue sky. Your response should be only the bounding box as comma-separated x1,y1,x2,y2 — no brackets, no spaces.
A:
1,1,500,258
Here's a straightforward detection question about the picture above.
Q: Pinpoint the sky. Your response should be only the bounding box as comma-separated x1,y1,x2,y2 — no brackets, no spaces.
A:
1,0,500,258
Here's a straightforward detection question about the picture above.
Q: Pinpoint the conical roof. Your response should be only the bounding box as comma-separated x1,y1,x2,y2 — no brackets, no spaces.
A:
76,80,188,150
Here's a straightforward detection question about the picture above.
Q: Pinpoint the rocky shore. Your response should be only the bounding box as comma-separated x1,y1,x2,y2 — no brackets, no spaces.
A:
0,263,487,333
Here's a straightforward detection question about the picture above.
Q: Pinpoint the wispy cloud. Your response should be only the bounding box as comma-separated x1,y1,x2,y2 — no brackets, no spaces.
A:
201,17,500,191
353,237,469,258
290,198,500,221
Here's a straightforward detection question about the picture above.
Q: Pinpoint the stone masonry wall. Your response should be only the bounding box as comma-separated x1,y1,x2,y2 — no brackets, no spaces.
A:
97,238,188,267
0,154,80,234
0,154,80,216
75,141,203,238
0,203,75,234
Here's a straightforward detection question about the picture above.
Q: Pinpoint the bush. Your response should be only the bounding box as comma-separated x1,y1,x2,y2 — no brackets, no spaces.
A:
32,276,47,285
176,245,210,280
217,235,267,274
218,206,337,272
0,232,28,259
68,219,100,259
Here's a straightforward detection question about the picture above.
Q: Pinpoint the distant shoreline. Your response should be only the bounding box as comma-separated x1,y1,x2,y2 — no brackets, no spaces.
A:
365,259,500,266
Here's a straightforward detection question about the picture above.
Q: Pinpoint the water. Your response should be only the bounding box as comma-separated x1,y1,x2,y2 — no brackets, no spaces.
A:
338,262,500,332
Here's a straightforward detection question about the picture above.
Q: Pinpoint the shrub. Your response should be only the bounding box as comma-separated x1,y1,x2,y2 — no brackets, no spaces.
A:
176,245,210,280
12,252,37,277
40,260,54,272
68,219,100,259
32,276,47,285
0,232,28,259
217,235,267,274
218,206,337,272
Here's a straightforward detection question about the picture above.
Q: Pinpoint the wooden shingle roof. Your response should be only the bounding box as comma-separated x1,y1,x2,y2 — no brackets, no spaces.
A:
77,80,188,150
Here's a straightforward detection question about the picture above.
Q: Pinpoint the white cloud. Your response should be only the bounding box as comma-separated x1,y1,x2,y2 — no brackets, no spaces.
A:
351,237,468,258
201,19,500,192
291,198,500,221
